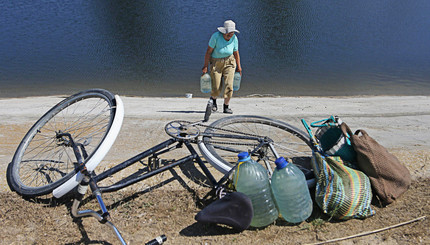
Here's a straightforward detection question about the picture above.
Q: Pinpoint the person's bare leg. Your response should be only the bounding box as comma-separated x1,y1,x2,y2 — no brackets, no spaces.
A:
224,97,230,106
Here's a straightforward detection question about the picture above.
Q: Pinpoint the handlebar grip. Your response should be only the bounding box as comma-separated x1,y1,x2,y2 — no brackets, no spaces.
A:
145,235,167,245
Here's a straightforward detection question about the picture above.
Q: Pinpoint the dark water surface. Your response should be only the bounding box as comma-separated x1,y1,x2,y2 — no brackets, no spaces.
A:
1,1,430,98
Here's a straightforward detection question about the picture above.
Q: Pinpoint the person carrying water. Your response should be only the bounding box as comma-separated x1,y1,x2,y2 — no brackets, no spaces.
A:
202,20,242,114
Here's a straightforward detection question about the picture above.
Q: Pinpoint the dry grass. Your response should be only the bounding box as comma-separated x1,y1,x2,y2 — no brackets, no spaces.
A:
1,118,429,244
0,155,429,245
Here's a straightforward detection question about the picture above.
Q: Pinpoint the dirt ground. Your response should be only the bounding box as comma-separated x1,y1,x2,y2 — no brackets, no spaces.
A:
0,95,429,244
0,158,428,245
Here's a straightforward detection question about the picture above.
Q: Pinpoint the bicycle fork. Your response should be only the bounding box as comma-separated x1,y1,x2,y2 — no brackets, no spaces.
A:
56,132,125,242
63,132,166,245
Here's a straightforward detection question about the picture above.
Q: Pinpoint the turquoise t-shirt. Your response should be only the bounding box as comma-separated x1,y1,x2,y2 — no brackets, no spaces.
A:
208,32,238,58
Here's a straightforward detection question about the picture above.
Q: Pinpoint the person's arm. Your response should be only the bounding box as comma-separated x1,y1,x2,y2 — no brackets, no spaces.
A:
202,46,214,74
233,50,242,76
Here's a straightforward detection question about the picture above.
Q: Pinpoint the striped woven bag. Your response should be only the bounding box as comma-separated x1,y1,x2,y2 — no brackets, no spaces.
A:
311,151,375,220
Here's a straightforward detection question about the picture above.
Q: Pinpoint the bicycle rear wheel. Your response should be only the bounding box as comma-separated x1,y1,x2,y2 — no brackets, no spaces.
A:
198,115,313,176
7,89,120,197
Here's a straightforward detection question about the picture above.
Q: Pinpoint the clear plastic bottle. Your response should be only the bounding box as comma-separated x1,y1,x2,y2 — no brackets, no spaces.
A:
233,152,279,227
271,157,313,223
233,72,241,91
200,73,212,93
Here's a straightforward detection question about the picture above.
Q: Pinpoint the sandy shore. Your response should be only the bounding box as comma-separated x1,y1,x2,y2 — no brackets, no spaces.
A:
1,95,429,193
1,94,429,244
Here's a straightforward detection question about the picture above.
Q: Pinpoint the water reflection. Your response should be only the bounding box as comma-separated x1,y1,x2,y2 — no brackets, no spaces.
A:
0,0,429,97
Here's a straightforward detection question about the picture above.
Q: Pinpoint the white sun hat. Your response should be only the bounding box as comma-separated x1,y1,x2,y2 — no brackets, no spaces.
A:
217,20,240,34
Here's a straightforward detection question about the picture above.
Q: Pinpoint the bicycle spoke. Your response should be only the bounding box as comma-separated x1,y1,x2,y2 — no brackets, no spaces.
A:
200,116,313,174
8,89,118,196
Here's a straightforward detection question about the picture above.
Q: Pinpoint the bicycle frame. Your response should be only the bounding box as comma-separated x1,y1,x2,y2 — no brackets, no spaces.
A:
64,125,276,245
94,138,218,193
87,130,278,193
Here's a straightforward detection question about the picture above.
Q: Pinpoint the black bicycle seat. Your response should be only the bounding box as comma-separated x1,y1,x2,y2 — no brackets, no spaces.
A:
195,192,253,232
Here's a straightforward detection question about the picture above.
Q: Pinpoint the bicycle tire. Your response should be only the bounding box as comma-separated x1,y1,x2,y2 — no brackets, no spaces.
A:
7,89,119,197
198,115,313,175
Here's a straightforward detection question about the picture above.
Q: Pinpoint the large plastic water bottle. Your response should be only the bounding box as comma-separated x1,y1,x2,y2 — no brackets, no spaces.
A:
233,72,241,91
200,73,212,93
271,157,313,223
233,152,279,227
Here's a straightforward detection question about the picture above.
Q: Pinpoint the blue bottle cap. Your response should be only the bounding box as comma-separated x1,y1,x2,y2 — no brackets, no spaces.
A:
237,152,251,162
275,157,289,169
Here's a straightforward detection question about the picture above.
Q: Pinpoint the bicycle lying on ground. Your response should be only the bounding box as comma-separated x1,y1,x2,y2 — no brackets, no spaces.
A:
6,89,315,244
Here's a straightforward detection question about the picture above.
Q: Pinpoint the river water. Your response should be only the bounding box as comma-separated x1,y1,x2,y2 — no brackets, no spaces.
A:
1,0,430,97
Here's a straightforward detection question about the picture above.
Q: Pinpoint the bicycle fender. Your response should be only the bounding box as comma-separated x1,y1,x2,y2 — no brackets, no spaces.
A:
53,94,125,198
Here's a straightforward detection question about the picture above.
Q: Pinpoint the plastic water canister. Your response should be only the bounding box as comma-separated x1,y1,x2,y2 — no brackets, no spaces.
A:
233,152,279,227
271,157,313,223
233,72,241,91
200,73,212,93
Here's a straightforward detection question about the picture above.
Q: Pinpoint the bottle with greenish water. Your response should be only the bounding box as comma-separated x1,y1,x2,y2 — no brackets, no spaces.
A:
200,73,211,93
233,72,241,91
271,157,313,223
233,152,279,228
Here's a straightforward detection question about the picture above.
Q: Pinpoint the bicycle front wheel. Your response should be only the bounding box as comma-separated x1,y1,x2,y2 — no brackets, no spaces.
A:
7,89,119,197
198,115,313,175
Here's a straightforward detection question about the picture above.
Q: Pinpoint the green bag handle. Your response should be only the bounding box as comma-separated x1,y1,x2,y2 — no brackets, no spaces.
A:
301,119,323,152
310,115,338,128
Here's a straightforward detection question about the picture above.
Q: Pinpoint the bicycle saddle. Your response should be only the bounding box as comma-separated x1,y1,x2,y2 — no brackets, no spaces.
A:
195,192,253,232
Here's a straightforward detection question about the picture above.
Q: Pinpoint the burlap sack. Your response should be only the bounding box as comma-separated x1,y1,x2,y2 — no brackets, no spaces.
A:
350,129,411,205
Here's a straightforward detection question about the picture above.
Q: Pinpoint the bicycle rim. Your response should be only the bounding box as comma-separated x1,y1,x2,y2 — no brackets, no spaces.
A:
7,89,117,197
198,115,313,174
